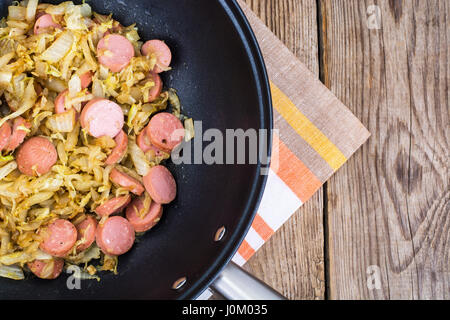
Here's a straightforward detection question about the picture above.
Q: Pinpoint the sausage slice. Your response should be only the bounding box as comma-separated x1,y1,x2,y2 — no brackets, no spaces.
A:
6,117,31,152
144,72,163,103
75,215,97,252
97,34,134,72
54,89,68,114
147,112,184,151
96,216,135,256
39,219,77,257
34,14,61,35
55,88,91,114
95,195,131,217
141,40,172,73
0,122,11,151
104,130,128,165
79,71,93,89
137,127,166,157
80,98,124,138
27,259,64,279
136,127,152,153
110,168,145,195
17,137,57,176
126,197,163,232
143,165,177,204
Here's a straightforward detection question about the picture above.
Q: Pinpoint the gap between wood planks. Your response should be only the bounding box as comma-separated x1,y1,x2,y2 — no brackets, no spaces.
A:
315,0,449,299
316,0,330,301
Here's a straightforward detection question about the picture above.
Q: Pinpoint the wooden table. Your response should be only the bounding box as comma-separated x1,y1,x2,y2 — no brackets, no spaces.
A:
240,0,449,300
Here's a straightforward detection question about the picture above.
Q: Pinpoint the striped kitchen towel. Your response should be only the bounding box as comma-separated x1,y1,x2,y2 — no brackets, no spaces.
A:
230,1,371,267
197,1,370,299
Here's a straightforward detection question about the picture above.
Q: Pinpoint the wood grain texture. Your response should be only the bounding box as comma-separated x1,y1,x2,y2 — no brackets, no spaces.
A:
320,0,449,299
241,0,325,300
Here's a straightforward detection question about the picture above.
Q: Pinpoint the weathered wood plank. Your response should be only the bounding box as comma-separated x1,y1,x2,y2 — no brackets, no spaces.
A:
321,0,449,299
241,0,325,300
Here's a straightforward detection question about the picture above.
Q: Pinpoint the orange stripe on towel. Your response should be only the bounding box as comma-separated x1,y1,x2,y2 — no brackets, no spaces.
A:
252,214,274,241
271,133,322,203
237,240,256,261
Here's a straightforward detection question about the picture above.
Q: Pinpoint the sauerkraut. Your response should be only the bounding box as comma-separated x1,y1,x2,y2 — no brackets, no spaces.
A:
0,0,191,281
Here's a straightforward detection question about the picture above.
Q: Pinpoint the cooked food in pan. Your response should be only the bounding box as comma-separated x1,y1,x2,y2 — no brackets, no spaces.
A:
0,0,192,281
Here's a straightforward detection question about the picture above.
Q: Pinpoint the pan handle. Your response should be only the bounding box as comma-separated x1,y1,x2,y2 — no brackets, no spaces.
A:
210,262,287,300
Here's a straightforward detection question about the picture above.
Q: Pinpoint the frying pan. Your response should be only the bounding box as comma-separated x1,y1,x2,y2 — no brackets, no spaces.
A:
0,0,282,299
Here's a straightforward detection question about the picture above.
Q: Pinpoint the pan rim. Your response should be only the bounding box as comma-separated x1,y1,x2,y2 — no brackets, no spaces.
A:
177,0,273,300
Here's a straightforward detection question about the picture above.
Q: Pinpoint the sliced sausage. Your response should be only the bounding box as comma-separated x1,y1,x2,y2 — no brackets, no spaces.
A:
136,127,153,153
96,216,135,256
0,122,11,151
138,124,170,157
80,71,93,89
35,11,47,20
95,195,131,217
146,144,166,159
104,130,128,165
55,89,91,114
75,215,97,252
126,197,163,232
80,98,124,138
6,117,31,152
137,127,152,153
54,89,68,114
110,168,145,196
17,137,57,176
97,34,134,72
141,40,172,73
27,259,64,279
147,112,184,151
34,13,61,35
39,219,77,257
144,72,163,103
143,165,177,204
137,128,166,158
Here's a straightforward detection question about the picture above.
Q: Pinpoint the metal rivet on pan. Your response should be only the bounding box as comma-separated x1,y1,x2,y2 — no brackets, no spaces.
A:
172,277,187,290
214,226,226,242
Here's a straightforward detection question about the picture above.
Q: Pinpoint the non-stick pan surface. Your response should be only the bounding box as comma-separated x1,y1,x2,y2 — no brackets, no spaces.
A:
0,0,272,299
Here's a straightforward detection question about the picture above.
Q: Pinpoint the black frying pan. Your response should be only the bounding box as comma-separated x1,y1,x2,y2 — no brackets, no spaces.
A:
0,0,273,299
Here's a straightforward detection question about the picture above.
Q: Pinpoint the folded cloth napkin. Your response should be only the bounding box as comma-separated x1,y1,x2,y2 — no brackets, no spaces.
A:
198,1,370,299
